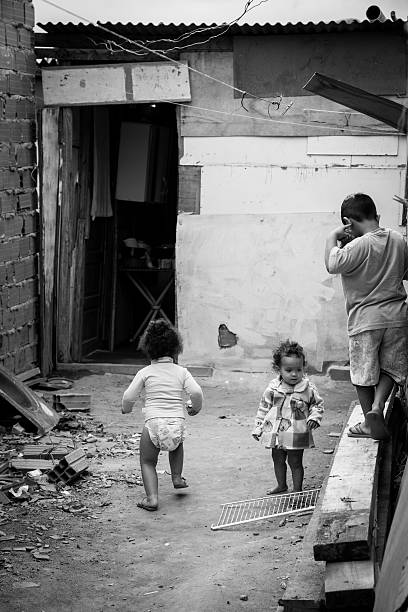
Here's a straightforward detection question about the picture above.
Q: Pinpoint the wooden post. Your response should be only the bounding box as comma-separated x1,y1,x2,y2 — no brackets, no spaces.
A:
71,108,92,361
56,108,74,362
38,107,60,375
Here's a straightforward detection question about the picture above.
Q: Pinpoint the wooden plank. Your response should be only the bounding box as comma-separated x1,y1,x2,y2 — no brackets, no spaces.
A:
304,72,408,134
325,560,375,610
16,368,41,382
313,404,381,562
279,470,333,610
38,107,60,375
394,554,408,611
10,459,56,471
71,107,92,360
178,165,201,214
41,62,191,107
56,108,74,362
374,456,408,611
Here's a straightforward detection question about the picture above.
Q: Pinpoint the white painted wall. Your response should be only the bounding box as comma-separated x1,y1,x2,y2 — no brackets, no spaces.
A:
177,135,407,371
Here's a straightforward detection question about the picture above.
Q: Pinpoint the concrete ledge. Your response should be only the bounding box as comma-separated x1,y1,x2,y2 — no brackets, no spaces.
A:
327,365,351,382
56,362,213,378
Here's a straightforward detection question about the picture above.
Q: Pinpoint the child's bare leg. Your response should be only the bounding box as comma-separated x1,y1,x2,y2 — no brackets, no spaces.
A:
354,386,375,434
267,448,288,494
169,443,188,488
372,373,394,414
355,375,392,438
139,427,160,507
287,449,304,492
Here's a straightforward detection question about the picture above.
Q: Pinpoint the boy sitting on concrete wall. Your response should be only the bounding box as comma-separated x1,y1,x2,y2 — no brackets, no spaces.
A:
325,193,408,439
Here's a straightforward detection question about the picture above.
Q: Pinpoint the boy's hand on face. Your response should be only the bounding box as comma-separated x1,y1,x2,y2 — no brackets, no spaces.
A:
331,223,352,241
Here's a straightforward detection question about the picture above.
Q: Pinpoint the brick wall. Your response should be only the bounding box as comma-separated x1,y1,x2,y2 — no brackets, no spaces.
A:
0,0,39,374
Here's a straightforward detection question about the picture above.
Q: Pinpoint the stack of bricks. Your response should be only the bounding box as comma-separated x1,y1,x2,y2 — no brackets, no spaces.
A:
0,0,38,375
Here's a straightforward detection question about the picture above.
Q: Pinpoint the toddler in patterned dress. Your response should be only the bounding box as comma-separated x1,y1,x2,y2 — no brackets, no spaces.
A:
122,320,203,511
252,340,324,494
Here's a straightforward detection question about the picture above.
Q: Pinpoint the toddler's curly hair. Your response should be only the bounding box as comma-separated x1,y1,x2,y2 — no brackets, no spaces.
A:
139,319,183,360
272,339,306,369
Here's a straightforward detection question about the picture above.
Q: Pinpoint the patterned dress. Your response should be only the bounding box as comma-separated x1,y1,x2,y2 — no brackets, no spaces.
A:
252,377,324,450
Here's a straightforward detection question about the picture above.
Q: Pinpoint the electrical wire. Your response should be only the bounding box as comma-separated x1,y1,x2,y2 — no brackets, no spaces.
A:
38,0,402,135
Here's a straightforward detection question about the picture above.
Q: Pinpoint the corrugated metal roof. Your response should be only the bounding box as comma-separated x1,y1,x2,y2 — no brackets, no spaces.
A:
36,18,406,40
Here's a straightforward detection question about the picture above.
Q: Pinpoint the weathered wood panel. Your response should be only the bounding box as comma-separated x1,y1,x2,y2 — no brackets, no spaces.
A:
279,454,333,611
178,165,201,214
39,107,60,375
180,51,401,138
325,560,375,610
374,446,408,611
56,108,74,362
313,404,381,562
42,62,191,106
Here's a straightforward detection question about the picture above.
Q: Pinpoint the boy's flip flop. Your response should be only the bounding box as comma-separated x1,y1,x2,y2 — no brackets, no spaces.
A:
365,411,390,440
173,477,189,489
137,498,158,512
348,422,371,438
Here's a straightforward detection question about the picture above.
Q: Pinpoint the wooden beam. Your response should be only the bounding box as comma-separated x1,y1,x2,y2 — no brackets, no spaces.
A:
56,108,74,362
303,72,407,133
38,107,60,376
278,465,333,610
325,560,375,610
41,62,191,106
374,438,408,611
70,108,92,361
313,404,381,562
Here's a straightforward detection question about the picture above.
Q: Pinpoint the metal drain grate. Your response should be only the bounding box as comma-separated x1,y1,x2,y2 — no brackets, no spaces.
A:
211,488,320,530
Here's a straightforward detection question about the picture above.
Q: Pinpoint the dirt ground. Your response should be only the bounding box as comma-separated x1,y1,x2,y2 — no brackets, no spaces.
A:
0,370,356,612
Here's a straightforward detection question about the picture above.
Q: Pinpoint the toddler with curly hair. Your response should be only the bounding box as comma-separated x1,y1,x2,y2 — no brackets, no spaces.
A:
252,340,324,494
122,319,203,511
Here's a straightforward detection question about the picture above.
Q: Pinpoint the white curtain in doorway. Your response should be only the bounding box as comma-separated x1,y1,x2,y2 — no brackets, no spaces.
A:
91,107,113,219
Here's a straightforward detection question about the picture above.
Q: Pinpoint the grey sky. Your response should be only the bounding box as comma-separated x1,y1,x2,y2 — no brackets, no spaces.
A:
33,0,407,28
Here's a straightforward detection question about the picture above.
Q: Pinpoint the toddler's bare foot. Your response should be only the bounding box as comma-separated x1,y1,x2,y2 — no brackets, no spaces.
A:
172,475,189,489
266,485,288,495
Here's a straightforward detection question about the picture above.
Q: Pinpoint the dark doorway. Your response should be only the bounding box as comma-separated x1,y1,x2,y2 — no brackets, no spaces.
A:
81,103,178,364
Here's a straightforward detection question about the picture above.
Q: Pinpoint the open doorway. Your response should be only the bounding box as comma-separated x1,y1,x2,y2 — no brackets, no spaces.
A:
82,103,178,364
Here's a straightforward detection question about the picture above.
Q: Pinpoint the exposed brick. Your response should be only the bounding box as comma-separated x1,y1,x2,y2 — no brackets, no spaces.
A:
17,189,36,210
14,49,35,73
0,119,35,142
0,46,13,69
0,191,18,213
15,144,35,166
17,26,32,49
15,97,34,119
0,24,6,46
0,144,11,166
3,213,24,237
8,283,20,306
22,211,37,234
0,263,6,283
13,3,25,25
18,233,36,257
0,167,19,189
5,23,18,47
8,72,33,95
0,1,15,23
24,3,35,29
18,167,35,188
0,238,19,261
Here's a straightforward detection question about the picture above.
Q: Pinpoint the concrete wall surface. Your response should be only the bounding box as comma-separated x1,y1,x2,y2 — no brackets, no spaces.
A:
177,213,349,372
177,135,407,371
